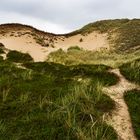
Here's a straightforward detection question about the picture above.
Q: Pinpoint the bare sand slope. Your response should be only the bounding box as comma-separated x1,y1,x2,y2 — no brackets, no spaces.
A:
0,31,109,62
0,35,49,61
55,32,109,51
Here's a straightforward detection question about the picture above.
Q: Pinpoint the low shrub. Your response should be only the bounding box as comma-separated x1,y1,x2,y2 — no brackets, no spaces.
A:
7,50,33,63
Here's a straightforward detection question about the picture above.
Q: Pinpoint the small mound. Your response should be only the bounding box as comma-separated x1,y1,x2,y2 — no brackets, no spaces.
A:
7,50,33,63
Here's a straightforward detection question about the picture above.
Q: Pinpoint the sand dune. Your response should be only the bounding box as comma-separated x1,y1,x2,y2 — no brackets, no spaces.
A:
0,28,109,61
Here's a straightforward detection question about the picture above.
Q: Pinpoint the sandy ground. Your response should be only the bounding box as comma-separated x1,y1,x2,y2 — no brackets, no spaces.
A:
0,35,49,61
55,32,109,51
0,31,109,61
103,69,140,140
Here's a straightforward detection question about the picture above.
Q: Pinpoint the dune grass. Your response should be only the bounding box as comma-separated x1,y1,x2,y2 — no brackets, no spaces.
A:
119,58,140,84
23,62,119,86
124,90,140,139
0,53,118,139
47,47,140,67
67,19,140,52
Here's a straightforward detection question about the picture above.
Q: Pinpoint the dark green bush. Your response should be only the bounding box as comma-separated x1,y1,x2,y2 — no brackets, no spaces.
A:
0,43,5,54
67,46,81,51
7,50,33,63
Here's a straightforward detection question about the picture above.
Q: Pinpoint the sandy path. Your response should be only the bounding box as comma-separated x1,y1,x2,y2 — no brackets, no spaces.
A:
103,69,140,140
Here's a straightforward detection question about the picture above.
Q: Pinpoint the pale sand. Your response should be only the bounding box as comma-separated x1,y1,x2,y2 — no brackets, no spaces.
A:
0,31,109,62
55,32,109,51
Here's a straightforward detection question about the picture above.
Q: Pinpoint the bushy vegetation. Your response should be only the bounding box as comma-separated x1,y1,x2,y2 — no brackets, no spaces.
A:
0,53,118,139
0,43,5,54
67,19,140,52
47,47,140,67
68,19,130,35
0,48,4,54
67,46,82,51
0,56,3,61
6,50,33,63
23,62,119,86
119,58,140,84
124,90,140,139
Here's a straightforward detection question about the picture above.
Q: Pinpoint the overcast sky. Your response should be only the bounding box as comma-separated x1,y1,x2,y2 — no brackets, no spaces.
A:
0,0,139,33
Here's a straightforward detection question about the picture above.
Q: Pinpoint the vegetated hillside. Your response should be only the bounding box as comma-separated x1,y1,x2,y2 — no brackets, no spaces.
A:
0,50,118,139
1,19,140,58
68,19,140,52
0,20,140,139
47,19,140,66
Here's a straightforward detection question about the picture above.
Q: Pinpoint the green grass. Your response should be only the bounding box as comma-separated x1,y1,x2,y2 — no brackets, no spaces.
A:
0,56,118,139
0,43,5,54
6,50,33,63
119,58,140,84
0,56,3,61
67,46,82,51
23,62,119,86
67,19,140,52
0,48,4,54
68,19,130,35
47,47,140,67
124,90,140,139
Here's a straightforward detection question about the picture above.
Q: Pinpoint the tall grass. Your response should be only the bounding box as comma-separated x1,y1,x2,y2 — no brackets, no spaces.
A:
47,47,140,67
119,58,140,84
0,56,118,139
124,90,140,139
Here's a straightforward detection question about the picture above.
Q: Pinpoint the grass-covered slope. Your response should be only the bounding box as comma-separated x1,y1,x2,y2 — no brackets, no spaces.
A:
124,90,140,139
68,19,140,52
0,51,118,139
119,58,140,84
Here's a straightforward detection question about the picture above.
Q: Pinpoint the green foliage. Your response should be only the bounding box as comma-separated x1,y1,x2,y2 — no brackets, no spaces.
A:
67,46,82,51
0,48,4,54
119,58,140,84
23,62,119,86
124,90,140,139
67,19,140,52
68,19,130,35
0,59,118,139
0,43,5,54
114,19,140,51
47,47,140,67
6,50,33,63
0,56,3,61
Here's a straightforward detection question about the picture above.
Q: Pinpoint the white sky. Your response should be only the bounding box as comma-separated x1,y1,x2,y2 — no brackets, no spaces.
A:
0,0,140,33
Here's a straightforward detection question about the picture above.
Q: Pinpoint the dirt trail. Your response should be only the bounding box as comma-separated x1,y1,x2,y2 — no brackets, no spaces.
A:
103,69,140,140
